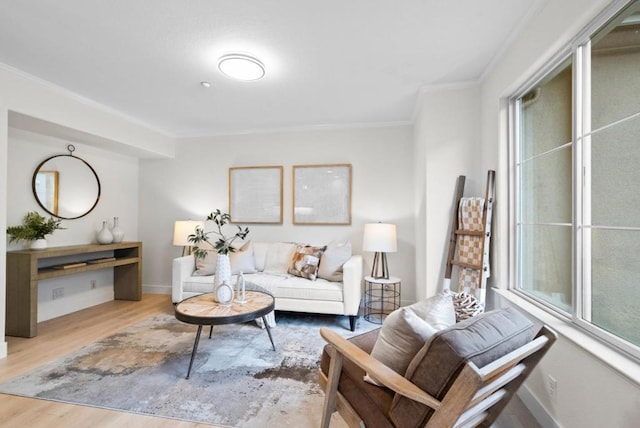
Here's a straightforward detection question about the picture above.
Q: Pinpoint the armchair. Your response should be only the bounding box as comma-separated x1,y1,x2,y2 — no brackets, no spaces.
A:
319,307,556,428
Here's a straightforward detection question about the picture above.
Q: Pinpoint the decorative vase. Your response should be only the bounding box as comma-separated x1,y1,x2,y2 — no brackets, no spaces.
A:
30,238,47,250
111,217,125,243
97,221,113,244
215,254,232,288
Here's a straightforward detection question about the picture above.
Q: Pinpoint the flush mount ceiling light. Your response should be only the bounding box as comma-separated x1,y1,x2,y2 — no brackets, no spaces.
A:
217,54,265,81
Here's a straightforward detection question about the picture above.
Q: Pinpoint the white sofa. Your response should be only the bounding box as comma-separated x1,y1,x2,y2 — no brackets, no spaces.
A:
172,241,362,331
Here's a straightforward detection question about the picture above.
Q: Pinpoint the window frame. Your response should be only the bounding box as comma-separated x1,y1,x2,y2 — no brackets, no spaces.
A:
508,0,640,361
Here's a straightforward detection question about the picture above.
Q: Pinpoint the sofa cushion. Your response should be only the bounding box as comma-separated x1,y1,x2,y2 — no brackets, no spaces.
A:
253,242,271,271
318,240,352,282
264,242,297,274
194,241,216,274
248,273,344,302
288,244,326,280
182,275,217,294
230,241,257,274
388,307,537,427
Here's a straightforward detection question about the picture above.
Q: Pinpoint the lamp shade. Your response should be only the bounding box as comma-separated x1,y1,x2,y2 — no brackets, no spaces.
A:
173,220,204,246
362,223,397,253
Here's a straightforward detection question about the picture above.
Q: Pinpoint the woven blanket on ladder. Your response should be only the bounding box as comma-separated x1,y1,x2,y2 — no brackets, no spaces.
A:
457,197,489,299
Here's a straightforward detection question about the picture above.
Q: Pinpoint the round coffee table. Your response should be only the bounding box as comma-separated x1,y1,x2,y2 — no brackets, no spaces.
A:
175,290,276,379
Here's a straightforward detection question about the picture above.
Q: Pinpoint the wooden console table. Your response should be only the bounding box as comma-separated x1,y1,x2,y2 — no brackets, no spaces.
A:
6,241,142,338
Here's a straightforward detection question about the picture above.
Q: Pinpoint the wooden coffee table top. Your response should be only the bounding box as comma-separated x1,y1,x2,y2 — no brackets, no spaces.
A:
175,290,275,326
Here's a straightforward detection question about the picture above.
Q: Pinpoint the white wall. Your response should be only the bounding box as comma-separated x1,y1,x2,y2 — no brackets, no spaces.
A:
139,125,417,304
413,84,483,301
0,61,173,345
7,128,140,320
480,0,640,426
0,107,7,358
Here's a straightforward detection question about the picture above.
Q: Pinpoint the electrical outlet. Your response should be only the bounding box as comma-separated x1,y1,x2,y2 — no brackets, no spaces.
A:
91,280,97,289
52,287,64,300
547,375,557,402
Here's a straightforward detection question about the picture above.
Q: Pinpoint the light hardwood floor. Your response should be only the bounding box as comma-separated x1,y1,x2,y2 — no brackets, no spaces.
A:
0,294,539,428
0,294,219,428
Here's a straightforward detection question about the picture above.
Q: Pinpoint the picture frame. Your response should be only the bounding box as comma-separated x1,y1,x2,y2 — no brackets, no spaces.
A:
293,164,352,225
229,166,283,224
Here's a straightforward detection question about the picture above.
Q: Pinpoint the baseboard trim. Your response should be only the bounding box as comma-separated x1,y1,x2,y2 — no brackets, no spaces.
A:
518,385,560,428
143,284,171,295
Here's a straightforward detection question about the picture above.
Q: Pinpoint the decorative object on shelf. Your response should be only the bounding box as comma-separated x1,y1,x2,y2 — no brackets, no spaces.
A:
32,144,101,220
173,220,205,256
235,272,246,304
97,220,114,244
30,239,47,250
111,217,125,243
188,209,250,287
215,281,234,306
6,211,64,250
362,222,397,279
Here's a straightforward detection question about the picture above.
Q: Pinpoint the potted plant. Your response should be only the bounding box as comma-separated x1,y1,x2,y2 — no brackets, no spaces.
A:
188,209,249,286
7,211,64,249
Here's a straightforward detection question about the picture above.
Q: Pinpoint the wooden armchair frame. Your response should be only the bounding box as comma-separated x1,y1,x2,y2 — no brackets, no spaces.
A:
319,325,556,428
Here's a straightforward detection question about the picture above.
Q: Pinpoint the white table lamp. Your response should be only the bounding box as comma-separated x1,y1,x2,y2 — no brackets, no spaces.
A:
362,223,397,279
173,220,204,256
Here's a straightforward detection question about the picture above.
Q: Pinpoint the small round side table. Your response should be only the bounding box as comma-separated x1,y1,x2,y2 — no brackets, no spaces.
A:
364,276,401,324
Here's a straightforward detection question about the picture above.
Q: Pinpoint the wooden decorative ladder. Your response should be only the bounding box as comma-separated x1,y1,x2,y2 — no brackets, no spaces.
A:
444,170,495,306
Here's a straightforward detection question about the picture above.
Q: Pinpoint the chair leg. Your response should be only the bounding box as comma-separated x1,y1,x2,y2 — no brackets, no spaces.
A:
349,315,357,332
321,349,344,428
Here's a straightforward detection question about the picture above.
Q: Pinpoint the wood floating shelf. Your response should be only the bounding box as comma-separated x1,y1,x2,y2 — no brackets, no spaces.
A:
6,241,142,338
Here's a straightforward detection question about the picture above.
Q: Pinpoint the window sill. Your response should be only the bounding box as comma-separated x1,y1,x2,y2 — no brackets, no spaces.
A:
493,288,640,386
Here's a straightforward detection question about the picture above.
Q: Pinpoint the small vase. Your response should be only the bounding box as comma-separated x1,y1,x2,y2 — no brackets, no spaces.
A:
30,238,47,250
215,254,232,288
97,221,113,244
111,217,125,243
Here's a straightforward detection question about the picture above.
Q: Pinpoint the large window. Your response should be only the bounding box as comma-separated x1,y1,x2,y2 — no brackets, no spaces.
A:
512,0,640,357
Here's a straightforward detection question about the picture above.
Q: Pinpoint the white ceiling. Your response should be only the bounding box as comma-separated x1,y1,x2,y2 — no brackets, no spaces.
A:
0,0,540,138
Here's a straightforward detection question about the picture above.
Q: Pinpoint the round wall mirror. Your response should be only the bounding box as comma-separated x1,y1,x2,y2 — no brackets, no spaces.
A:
32,146,101,219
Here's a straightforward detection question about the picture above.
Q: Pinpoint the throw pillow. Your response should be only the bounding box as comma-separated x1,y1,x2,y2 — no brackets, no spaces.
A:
263,242,298,274
288,244,326,280
408,293,457,329
194,241,216,276
230,241,257,274
364,307,438,386
317,240,352,282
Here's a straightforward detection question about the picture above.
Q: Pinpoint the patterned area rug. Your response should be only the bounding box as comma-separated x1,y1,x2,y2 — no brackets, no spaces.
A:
0,311,379,427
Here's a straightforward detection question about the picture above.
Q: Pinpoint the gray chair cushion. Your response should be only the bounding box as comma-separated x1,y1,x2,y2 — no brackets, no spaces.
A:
320,328,396,428
388,307,537,427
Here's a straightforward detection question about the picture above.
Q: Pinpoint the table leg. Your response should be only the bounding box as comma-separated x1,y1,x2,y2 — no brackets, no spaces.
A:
262,316,276,351
186,325,203,379
209,325,213,339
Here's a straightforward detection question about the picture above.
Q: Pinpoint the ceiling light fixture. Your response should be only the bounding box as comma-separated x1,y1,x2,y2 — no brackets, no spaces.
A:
200,81,211,88
217,54,265,81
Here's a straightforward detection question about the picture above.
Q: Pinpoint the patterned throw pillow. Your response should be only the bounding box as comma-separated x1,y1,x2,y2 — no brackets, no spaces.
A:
288,245,326,280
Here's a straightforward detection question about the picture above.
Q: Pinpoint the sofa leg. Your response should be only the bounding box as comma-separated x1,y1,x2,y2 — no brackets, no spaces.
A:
349,315,357,332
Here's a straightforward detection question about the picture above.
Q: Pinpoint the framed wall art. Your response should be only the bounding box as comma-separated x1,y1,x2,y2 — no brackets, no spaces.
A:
229,166,283,224
293,164,352,225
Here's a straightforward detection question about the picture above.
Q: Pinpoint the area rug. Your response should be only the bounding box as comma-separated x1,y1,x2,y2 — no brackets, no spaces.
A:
0,311,379,427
